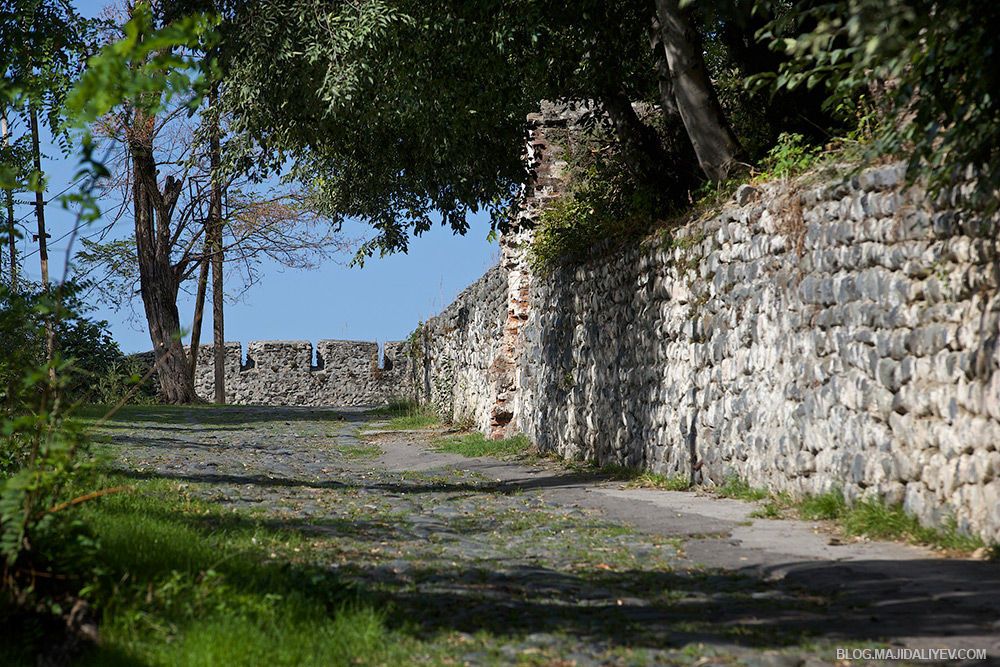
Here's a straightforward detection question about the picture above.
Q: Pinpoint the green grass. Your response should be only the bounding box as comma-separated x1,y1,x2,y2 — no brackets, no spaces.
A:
6,471,414,666
715,475,770,502
750,491,795,519
386,413,439,430
431,432,531,458
798,490,986,553
713,480,988,554
369,399,440,430
798,490,848,521
594,464,692,491
337,443,382,460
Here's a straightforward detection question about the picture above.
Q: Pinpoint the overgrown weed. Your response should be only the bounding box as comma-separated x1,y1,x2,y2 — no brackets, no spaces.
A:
715,475,770,502
431,433,531,459
369,399,439,430
798,489,986,554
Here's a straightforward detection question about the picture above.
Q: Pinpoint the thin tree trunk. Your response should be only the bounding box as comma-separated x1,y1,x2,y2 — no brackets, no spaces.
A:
189,252,210,385
208,84,225,404
2,108,17,290
652,0,746,181
131,105,197,404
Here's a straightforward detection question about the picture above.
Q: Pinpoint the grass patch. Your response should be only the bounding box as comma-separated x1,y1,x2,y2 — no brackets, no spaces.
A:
431,433,531,458
369,400,439,430
386,411,439,430
338,443,382,461
3,470,412,666
749,491,795,519
719,482,988,554
798,490,849,521
368,398,419,418
715,475,770,502
596,464,692,491
798,490,985,553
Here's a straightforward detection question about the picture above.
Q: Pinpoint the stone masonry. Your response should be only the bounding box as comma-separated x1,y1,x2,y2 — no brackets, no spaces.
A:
149,339,412,406
160,105,1000,543
416,105,1000,543
516,167,1000,544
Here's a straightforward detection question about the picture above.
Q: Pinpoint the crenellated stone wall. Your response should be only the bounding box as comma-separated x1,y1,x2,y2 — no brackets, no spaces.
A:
414,101,1000,543
144,339,413,406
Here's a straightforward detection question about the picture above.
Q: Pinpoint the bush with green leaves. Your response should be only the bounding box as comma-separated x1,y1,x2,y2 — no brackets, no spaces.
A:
756,132,823,180
0,283,148,407
529,127,671,271
757,0,1000,208
0,290,94,590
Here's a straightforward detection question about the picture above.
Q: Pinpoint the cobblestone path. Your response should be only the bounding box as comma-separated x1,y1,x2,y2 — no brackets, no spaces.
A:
97,406,999,666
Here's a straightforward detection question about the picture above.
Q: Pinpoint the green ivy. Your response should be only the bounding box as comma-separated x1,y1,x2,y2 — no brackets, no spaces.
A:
528,128,670,271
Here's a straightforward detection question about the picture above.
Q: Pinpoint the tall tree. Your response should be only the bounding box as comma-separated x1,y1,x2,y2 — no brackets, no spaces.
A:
652,0,746,181
207,0,759,262
1,0,96,288
0,107,22,289
129,84,195,403
206,82,224,404
75,4,349,403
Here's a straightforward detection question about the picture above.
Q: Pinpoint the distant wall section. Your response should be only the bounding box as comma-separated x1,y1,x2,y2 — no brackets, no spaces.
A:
143,339,413,406
418,264,507,433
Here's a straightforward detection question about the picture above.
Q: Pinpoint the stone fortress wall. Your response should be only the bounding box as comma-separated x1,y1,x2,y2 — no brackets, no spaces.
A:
416,102,1000,543
414,263,508,432
169,102,1000,542
419,102,591,438
177,339,412,406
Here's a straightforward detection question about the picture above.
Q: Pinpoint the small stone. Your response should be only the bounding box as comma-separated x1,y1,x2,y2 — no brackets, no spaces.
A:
736,184,758,206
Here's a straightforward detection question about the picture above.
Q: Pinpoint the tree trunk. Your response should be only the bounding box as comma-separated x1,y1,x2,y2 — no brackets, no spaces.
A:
645,15,696,161
131,105,198,404
189,252,210,385
652,0,746,181
208,84,225,405
599,90,672,191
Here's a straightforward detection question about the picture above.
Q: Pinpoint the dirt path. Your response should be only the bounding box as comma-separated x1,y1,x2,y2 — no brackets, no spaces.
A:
100,406,999,665
370,428,1000,661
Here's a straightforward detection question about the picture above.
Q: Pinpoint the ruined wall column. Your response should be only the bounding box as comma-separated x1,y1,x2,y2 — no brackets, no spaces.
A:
492,101,594,439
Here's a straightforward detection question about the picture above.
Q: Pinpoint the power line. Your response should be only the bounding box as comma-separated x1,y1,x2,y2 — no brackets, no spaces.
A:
10,172,92,227
14,175,112,261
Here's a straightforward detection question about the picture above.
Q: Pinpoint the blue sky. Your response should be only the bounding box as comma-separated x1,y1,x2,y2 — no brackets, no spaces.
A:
11,0,497,354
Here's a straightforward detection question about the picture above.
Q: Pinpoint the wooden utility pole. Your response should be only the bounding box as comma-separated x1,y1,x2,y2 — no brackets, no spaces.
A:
1,107,17,289
28,107,49,289
208,84,225,404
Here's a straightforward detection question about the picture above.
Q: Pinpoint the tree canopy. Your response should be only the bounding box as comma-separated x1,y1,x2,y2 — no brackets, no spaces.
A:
199,0,852,259
758,0,1000,206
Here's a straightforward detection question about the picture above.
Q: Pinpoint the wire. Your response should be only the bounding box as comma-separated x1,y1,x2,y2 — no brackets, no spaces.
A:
15,176,111,261
10,172,92,226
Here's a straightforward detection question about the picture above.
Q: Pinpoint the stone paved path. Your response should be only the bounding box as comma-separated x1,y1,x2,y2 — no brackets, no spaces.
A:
98,406,1000,666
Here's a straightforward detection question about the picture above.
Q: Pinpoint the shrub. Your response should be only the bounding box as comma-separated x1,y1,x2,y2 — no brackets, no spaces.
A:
529,127,672,271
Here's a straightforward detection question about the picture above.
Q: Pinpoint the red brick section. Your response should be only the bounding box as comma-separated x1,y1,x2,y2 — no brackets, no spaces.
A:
489,102,592,439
